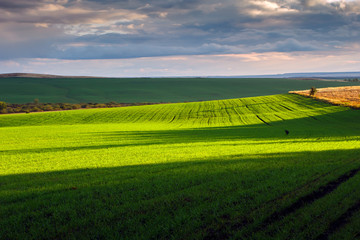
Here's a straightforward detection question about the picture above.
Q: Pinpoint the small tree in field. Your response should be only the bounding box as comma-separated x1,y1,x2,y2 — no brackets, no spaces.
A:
0,101,7,110
309,87,317,96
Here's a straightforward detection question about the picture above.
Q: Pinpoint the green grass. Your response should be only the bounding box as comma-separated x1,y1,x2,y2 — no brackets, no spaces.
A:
1,94,360,239
1,77,360,103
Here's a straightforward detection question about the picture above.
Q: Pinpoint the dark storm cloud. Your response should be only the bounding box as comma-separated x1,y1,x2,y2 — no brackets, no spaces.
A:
0,0,40,10
1,0,360,60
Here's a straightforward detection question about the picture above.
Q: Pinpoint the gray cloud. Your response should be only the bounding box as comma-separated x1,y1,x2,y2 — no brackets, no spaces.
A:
0,0,360,60
254,38,320,52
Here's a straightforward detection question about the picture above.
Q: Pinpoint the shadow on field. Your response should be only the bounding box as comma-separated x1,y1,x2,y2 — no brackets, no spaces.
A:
1,148,360,240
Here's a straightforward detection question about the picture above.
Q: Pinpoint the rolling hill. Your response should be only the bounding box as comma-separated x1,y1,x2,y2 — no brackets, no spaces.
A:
1,94,360,239
1,76,360,104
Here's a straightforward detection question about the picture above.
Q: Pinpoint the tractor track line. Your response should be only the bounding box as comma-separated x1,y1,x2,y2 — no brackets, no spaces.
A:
256,115,271,126
316,200,360,240
255,166,360,232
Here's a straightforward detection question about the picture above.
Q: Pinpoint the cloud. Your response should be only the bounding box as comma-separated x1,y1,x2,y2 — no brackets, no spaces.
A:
0,0,360,62
254,38,320,52
2,49,360,77
300,0,327,7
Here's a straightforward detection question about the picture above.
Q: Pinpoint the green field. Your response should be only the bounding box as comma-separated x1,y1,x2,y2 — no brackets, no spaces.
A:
1,94,360,239
1,77,360,103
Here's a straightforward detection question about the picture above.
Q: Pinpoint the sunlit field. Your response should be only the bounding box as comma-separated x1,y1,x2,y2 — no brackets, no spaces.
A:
1,94,360,239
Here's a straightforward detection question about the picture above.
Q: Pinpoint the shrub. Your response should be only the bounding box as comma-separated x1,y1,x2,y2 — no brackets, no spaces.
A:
309,87,317,96
95,104,106,108
0,101,7,110
32,107,43,112
43,105,54,111
72,104,81,109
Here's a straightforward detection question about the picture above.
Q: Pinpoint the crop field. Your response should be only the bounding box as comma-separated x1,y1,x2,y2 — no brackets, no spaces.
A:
291,86,360,109
1,77,360,103
1,94,360,239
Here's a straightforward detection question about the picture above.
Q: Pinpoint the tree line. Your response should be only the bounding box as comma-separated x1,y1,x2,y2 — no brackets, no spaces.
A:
0,100,161,114
344,78,359,82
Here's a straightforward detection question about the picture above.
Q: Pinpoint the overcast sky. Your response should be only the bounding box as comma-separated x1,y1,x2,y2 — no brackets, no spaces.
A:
0,0,359,77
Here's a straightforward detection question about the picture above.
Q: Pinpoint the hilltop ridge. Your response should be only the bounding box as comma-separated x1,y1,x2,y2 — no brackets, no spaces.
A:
1,71,360,79
0,73,99,78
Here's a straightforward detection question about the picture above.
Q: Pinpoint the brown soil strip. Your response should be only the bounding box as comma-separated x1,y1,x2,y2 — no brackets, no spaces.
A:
316,200,360,240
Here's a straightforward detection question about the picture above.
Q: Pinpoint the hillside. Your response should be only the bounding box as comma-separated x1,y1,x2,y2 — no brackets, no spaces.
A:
290,86,360,109
1,77,360,104
0,73,97,78
1,94,360,239
2,71,360,79
0,94,349,128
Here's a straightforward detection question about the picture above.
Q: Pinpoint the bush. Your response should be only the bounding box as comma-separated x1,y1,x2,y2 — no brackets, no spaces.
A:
72,104,81,109
0,101,7,110
95,104,107,108
43,105,54,111
309,87,317,96
32,107,43,112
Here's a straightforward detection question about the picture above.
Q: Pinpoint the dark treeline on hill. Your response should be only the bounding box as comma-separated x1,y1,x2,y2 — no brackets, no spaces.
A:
0,100,160,114
344,78,360,82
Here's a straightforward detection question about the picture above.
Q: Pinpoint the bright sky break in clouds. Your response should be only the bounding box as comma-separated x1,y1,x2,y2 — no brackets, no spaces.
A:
0,0,359,77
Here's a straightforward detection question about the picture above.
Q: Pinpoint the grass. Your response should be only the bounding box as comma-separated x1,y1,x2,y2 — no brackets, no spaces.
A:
1,94,360,239
1,77,360,103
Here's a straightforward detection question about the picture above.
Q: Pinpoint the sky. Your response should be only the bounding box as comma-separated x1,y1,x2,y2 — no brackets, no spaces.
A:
0,0,360,77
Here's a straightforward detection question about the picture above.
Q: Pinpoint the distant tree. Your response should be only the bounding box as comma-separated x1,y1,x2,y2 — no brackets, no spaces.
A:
309,87,317,96
95,103,106,108
43,105,54,111
32,107,42,112
0,101,7,110
72,104,81,109
61,103,72,110
34,98,39,105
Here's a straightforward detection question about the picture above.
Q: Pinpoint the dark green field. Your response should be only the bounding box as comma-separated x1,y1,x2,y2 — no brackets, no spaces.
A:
1,77,360,103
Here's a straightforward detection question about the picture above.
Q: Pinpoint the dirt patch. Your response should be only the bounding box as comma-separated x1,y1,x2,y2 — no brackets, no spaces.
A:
289,86,360,109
